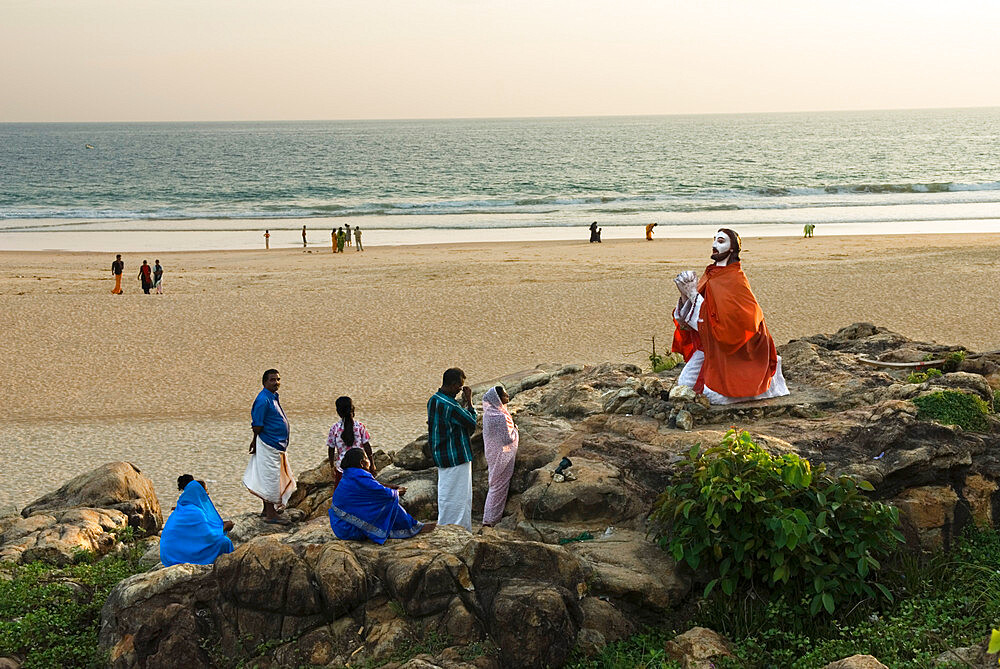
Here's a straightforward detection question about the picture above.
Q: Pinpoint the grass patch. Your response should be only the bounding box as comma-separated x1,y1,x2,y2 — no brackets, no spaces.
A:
0,540,149,668
914,390,991,432
568,527,1000,669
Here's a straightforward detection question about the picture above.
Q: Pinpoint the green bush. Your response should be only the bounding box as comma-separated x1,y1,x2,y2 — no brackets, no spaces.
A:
906,368,942,384
913,390,991,432
649,430,903,617
941,349,967,373
0,543,148,668
650,351,684,373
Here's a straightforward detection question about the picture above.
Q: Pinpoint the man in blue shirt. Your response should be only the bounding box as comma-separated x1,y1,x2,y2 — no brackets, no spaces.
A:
427,367,477,530
242,369,297,524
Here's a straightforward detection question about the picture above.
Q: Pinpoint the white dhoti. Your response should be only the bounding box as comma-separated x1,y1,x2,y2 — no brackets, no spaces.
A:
436,460,473,531
243,437,297,508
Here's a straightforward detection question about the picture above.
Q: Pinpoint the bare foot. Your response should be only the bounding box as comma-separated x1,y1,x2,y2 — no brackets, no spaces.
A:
418,522,437,535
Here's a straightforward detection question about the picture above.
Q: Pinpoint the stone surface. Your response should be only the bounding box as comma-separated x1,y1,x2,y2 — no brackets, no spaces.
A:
822,655,890,669
22,461,162,534
664,626,734,669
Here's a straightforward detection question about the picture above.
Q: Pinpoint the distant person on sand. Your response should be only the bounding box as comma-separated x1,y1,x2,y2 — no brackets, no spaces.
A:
337,227,347,253
589,221,601,243
646,222,658,241
160,475,234,566
264,230,270,249
354,226,363,251
482,386,518,527
427,367,477,530
803,223,815,238
302,225,308,248
137,260,152,294
331,229,337,253
327,396,376,490
345,223,353,247
111,254,124,294
329,448,433,543
153,260,163,294
243,369,297,524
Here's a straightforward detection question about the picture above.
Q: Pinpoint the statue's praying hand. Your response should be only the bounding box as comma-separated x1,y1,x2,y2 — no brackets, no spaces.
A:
674,270,698,303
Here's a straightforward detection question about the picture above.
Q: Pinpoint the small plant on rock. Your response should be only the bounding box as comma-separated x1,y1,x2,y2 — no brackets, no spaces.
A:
913,390,991,432
649,429,904,617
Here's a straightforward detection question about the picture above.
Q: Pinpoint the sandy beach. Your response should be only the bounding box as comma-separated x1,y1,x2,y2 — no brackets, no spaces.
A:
4,233,999,515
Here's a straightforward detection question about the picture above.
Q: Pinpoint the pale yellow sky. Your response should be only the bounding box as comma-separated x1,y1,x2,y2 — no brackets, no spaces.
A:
2,0,999,122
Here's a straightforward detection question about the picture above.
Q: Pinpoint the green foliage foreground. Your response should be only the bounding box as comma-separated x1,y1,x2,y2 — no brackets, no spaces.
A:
649,429,903,617
570,527,1000,669
0,541,149,668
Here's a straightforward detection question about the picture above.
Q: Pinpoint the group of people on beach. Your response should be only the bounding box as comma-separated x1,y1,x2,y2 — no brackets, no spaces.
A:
287,224,364,252
160,366,519,565
110,254,163,294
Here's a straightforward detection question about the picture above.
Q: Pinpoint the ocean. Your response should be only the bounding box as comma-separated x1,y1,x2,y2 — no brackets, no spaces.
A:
3,108,1000,251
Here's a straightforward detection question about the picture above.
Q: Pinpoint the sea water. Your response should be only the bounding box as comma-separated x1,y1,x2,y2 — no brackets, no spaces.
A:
2,108,1000,251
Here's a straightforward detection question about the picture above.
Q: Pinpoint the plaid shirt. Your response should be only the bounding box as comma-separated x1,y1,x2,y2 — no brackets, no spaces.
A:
427,390,477,468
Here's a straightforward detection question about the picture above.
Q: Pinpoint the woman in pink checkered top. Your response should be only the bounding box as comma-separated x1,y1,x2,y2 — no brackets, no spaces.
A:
327,396,376,489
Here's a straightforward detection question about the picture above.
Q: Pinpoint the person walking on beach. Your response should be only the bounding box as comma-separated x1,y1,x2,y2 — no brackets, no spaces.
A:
331,229,337,253
137,260,153,294
427,368,477,531
327,396,376,490
111,254,124,294
243,369,297,524
336,227,347,253
646,222,658,241
482,386,518,527
264,230,270,249
354,226,363,251
345,224,353,248
803,223,815,238
589,221,601,243
302,225,308,249
153,260,164,294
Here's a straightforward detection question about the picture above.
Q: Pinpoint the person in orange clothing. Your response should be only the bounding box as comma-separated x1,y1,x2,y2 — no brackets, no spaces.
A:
670,229,788,404
110,254,124,294
645,222,657,240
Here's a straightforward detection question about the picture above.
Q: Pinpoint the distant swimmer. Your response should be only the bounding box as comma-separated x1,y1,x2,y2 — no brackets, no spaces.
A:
646,222,658,241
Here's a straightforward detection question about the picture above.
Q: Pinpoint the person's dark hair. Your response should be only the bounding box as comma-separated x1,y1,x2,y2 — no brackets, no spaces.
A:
494,385,505,397
262,369,279,385
442,368,465,387
116,254,121,259
336,396,355,447
340,448,366,470
177,474,194,490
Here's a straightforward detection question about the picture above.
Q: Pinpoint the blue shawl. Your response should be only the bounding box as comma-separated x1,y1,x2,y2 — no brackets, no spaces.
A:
160,481,234,566
329,468,423,544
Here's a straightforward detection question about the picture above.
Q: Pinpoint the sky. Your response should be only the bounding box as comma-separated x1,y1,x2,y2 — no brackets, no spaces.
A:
2,0,1000,122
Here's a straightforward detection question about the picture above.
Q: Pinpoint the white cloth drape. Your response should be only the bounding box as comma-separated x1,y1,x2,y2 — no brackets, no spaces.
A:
243,437,297,508
436,460,472,531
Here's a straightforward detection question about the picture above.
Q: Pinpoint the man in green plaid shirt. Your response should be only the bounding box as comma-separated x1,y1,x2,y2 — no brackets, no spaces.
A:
427,367,477,530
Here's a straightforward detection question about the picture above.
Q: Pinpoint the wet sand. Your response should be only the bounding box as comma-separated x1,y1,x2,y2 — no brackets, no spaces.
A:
3,233,999,514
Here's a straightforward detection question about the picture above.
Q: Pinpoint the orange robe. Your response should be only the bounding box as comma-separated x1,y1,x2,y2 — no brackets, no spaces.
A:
672,262,777,398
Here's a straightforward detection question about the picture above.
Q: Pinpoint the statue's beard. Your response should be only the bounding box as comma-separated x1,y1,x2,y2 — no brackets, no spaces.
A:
711,249,730,263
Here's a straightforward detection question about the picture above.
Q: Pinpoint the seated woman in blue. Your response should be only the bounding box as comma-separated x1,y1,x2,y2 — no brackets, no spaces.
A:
329,448,435,544
160,475,235,567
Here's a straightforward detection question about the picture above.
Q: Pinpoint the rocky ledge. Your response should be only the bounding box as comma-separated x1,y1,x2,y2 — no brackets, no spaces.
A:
4,323,1000,668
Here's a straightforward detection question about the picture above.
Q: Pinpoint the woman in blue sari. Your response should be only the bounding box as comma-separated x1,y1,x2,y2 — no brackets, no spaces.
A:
160,475,235,566
329,449,434,544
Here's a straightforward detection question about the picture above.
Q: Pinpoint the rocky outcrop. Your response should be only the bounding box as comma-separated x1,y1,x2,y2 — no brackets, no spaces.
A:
1,462,162,565
99,525,614,669
664,626,734,669
822,655,890,669
35,324,1000,666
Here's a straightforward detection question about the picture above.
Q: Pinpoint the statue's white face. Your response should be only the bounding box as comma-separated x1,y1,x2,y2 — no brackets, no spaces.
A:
712,232,730,256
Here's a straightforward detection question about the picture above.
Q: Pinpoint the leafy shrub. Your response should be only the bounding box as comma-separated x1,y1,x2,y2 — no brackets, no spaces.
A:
0,544,149,668
941,349,967,372
905,368,942,384
913,390,991,432
649,429,903,617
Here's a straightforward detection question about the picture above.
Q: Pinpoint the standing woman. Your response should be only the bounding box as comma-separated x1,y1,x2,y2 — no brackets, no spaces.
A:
153,259,164,294
327,396,376,489
137,260,153,294
482,386,518,527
